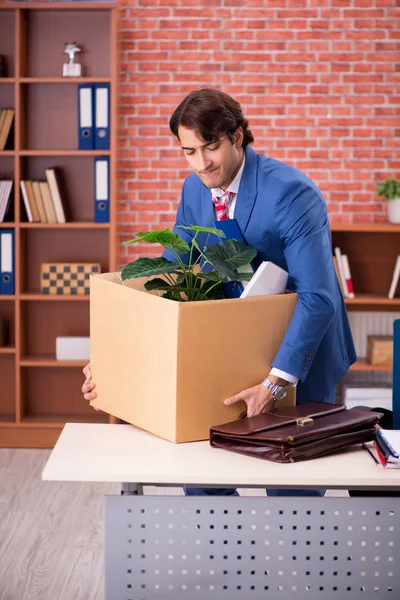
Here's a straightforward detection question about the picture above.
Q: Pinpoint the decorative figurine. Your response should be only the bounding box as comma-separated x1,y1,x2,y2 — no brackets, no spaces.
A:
62,42,82,77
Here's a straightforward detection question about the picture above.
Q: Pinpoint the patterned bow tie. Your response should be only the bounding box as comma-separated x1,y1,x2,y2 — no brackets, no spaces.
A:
212,190,236,221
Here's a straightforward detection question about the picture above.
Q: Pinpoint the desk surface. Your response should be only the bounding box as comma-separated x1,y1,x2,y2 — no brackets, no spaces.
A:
42,423,400,489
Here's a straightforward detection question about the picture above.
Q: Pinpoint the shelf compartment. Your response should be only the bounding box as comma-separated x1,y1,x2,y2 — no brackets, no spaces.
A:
20,155,107,222
21,9,111,78
0,299,15,347
331,230,400,300
0,84,15,151
0,155,15,223
21,83,87,150
20,366,106,423
0,355,16,422
0,10,16,78
20,300,89,357
349,358,392,372
20,227,109,293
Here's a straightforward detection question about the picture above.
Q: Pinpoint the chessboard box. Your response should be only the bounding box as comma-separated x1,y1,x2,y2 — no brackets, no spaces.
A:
40,263,101,295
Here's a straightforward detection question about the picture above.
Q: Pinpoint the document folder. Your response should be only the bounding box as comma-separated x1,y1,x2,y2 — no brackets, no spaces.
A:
78,84,94,150
94,156,110,223
94,83,110,150
0,229,14,294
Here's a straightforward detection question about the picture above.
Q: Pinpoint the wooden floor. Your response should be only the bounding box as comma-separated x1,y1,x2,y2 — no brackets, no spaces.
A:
0,448,119,600
0,448,346,600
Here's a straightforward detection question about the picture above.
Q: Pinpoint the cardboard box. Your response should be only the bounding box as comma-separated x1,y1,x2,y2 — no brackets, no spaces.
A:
90,272,298,443
367,335,393,366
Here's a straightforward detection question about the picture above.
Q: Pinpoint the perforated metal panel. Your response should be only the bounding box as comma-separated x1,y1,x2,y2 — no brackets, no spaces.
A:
105,496,400,599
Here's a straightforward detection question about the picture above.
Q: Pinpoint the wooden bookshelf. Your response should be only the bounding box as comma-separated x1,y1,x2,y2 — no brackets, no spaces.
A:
331,221,399,374
0,2,118,447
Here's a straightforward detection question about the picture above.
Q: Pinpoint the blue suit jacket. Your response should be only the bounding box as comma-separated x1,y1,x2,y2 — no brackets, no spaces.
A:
166,146,357,404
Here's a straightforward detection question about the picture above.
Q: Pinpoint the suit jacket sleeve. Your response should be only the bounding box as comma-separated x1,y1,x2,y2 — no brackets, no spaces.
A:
271,180,336,381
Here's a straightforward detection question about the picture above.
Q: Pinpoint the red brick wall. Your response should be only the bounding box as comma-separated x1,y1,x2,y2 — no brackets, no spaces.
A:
117,0,400,268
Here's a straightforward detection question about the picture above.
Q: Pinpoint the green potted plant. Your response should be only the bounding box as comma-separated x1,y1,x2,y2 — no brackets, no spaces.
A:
121,225,257,301
376,178,400,224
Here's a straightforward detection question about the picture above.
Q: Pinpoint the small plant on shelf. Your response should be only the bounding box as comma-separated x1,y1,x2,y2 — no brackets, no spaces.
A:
121,225,257,302
376,178,400,224
376,178,400,201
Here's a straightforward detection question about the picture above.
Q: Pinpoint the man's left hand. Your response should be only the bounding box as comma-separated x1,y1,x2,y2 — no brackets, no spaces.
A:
224,383,275,418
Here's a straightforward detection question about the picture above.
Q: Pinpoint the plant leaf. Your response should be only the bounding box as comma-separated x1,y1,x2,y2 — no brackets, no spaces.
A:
178,225,226,238
121,258,181,280
122,229,190,254
206,239,257,269
162,289,186,302
198,280,225,300
144,278,173,292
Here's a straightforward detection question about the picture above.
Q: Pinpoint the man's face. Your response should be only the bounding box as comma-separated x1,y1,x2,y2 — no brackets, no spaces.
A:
178,125,244,190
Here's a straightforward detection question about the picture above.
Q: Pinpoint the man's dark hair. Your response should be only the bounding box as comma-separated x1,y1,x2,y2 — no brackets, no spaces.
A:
169,88,254,147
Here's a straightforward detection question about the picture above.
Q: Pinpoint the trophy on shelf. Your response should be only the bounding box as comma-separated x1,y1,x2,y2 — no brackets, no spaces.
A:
62,42,82,77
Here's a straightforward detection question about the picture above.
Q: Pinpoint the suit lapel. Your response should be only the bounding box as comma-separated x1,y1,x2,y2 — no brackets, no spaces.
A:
234,146,258,234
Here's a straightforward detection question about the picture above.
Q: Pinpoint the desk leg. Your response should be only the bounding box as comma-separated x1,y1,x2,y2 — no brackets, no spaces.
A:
121,482,143,495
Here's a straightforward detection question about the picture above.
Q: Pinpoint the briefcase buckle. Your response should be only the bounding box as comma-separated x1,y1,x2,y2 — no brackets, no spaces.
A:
296,417,314,427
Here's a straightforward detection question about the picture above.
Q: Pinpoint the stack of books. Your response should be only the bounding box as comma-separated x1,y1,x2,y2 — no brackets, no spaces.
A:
20,168,66,223
0,180,13,222
333,247,355,298
375,428,400,468
0,108,14,150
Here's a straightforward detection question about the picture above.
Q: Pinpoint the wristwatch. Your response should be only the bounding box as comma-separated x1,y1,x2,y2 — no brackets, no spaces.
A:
262,378,287,407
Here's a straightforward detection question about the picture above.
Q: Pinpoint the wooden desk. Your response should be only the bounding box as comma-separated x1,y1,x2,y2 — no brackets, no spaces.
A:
43,424,400,599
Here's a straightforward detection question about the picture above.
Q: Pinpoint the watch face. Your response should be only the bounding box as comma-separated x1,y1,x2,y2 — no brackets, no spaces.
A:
276,387,287,401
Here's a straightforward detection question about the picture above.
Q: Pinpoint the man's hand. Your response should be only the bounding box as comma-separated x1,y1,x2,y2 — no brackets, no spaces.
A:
81,363,98,406
224,383,275,418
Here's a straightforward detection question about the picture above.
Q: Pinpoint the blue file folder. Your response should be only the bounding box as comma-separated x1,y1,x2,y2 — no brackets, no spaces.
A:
94,83,110,150
78,84,94,150
213,219,255,298
0,229,14,295
94,157,110,223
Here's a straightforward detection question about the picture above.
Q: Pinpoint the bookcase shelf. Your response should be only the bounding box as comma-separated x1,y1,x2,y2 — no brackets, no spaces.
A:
20,222,110,229
20,355,87,367
350,358,392,372
19,150,111,156
20,77,112,84
0,2,117,447
0,346,16,354
20,294,90,301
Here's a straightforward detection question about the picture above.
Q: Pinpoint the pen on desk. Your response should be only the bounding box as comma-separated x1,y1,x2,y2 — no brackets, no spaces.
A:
376,429,400,459
362,443,379,466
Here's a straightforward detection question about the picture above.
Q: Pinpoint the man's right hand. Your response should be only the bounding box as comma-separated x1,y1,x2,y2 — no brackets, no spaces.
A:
82,363,97,402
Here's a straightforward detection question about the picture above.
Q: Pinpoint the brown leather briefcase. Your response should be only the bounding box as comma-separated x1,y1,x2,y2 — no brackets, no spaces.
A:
210,402,382,463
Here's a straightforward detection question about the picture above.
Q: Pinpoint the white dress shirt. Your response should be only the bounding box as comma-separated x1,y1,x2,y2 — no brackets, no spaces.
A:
211,155,298,387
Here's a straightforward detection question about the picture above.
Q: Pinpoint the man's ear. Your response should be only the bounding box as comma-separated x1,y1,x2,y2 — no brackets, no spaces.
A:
234,127,244,147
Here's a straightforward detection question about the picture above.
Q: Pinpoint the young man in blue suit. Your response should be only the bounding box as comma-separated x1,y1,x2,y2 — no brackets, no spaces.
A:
82,88,356,496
